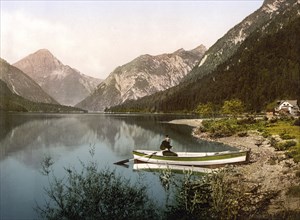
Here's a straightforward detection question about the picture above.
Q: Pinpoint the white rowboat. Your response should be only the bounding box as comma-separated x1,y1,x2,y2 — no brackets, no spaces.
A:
133,149,250,167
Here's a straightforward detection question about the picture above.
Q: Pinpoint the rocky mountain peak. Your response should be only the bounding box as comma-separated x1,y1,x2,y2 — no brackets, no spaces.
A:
174,48,185,54
262,0,281,5
76,44,206,111
14,49,63,79
34,48,54,56
13,49,102,106
185,0,296,82
190,44,207,55
262,0,285,14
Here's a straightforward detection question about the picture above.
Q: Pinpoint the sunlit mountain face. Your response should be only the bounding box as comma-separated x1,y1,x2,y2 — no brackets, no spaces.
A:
13,49,102,106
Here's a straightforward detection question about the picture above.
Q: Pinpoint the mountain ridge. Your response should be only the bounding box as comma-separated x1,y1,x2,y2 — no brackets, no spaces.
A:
13,49,102,106
185,0,296,82
76,45,206,111
107,0,299,113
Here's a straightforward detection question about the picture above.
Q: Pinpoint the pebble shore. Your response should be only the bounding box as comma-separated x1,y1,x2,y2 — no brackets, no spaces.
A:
169,119,300,216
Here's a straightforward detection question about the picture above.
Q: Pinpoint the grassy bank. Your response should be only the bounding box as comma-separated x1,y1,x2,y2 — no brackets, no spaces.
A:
197,116,300,162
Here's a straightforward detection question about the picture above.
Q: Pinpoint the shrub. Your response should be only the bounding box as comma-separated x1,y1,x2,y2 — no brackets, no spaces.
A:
209,121,237,138
280,133,296,140
198,126,208,133
275,140,297,151
257,128,264,132
237,116,256,125
201,119,238,138
270,137,278,148
286,146,300,163
269,117,278,123
293,118,300,126
36,152,159,220
262,131,270,138
165,168,243,220
165,168,277,220
238,131,248,137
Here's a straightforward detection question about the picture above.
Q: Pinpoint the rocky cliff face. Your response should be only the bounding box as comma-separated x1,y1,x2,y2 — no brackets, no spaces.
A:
76,45,206,111
0,58,58,104
186,0,297,81
13,49,102,106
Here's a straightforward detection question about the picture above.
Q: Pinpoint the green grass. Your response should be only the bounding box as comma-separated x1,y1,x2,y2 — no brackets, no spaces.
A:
265,120,300,162
265,121,300,140
199,117,300,162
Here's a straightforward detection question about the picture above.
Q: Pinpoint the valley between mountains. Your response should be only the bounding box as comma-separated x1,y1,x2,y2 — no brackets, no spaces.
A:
1,0,299,114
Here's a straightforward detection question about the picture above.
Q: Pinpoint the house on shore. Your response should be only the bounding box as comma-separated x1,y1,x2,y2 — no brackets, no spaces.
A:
275,100,299,116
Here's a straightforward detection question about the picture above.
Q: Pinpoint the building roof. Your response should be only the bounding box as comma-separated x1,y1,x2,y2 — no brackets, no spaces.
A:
278,100,298,107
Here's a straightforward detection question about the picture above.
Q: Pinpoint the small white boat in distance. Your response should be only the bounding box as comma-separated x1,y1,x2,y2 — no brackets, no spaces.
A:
133,149,250,167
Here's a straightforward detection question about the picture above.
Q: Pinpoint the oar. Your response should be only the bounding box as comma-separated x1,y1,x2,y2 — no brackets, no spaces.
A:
114,158,134,165
114,151,158,166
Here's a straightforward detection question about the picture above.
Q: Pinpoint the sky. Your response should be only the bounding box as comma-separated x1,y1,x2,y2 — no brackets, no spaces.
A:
0,0,264,79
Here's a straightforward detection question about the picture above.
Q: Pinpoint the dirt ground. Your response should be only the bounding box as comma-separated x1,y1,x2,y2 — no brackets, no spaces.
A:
169,119,300,216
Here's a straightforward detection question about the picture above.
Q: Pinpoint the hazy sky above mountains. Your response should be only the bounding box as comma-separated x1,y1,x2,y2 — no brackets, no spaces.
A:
1,0,263,79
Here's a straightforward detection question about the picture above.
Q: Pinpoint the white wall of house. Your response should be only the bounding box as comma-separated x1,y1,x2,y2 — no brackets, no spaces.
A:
278,102,293,112
276,100,299,115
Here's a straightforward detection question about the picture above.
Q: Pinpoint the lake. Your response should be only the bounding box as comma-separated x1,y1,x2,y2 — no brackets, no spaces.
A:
0,113,235,219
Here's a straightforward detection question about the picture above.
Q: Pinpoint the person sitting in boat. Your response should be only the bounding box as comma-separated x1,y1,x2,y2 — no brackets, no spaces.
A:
160,135,172,151
160,135,178,156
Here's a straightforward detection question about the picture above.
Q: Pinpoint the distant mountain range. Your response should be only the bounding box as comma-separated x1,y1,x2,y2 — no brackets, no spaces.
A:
76,45,206,111
108,0,300,113
0,58,58,104
2,0,298,114
13,49,102,106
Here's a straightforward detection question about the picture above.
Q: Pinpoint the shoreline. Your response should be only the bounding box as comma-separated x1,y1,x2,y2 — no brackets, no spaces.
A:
169,119,300,216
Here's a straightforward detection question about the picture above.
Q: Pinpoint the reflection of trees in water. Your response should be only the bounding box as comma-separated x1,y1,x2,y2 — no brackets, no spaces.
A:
0,113,32,142
74,114,235,155
76,115,157,156
0,116,93,167
107,115,235,152
0,114,235,167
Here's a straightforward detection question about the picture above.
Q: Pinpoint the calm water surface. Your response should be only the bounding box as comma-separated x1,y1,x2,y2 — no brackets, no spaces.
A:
0,113,234,219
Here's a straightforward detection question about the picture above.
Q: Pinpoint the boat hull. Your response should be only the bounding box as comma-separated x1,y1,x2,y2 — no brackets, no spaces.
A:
133,163,213,173
133,150,250,166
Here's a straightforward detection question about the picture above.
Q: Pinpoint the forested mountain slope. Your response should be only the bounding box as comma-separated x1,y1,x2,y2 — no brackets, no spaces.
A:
0,80,85,112
0,58,58,104
108,7,300,113
185,0,297,82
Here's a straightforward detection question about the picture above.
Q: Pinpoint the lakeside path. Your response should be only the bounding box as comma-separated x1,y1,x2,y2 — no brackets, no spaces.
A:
168,119,300,216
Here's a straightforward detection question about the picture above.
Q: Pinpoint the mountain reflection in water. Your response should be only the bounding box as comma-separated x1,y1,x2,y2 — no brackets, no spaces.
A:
0,113,234,219
0,113,234,163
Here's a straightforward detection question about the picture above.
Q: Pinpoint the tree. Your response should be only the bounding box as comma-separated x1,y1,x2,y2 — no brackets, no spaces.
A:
221,99,245,118
196,102,217,119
